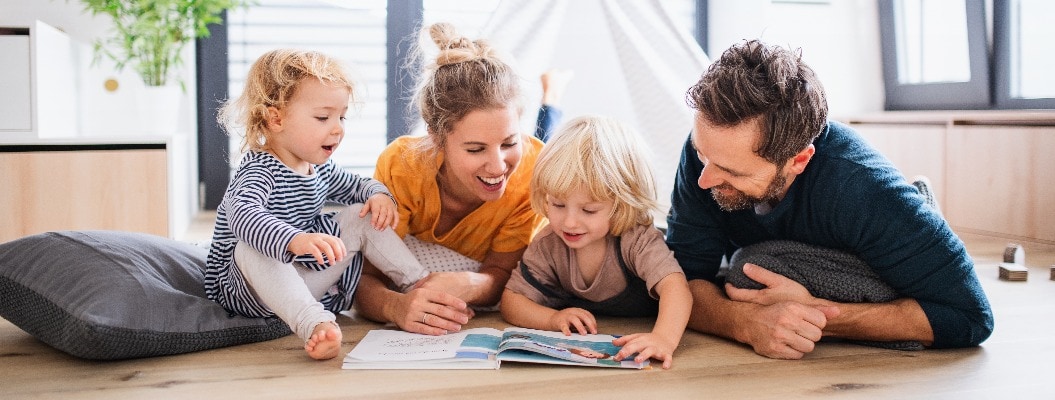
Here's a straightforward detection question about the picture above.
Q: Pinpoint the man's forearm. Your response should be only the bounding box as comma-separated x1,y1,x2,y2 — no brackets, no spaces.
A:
822,298,934,345
686,279,751,343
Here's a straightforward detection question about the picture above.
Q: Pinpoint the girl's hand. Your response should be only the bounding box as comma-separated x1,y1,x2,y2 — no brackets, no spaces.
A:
288,232,345,265
612,333,678,369
387,287,473,336
361,193,399,230
549,308,597,336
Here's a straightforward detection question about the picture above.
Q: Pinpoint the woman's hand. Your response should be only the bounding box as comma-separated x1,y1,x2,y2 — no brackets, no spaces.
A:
386,287,474,336
414,271,488,304
361,193,399,230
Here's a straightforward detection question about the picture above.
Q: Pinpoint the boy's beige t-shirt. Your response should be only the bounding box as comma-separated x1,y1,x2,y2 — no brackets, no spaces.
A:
373,135,544,262
506,223,685,308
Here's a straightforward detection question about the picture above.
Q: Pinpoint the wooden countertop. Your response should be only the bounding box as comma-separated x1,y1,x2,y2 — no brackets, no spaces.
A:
838,110,1055,126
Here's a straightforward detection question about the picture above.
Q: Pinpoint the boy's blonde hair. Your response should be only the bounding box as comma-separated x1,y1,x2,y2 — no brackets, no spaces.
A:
219,49,357,153
531,116,658,236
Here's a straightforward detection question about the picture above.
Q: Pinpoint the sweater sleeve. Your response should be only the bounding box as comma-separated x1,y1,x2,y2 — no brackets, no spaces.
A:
830,165,993,348
323,160,391,205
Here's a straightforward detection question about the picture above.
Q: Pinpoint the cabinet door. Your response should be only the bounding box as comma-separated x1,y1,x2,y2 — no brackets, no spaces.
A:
0,149,168,243
0,35,32,131
946,126,1055,241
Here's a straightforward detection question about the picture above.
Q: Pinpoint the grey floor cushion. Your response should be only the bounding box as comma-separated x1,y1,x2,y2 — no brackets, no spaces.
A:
0,230,291,360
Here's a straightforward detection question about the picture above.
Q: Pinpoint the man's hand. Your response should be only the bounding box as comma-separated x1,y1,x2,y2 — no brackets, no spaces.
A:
725,263,817,306
723,263,841,358
739,301,839,359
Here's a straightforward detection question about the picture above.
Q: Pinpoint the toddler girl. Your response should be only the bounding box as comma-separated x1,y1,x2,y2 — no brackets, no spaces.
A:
205,49,428,360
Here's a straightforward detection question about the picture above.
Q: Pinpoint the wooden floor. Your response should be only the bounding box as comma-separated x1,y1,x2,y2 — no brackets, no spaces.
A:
2,230,1053,399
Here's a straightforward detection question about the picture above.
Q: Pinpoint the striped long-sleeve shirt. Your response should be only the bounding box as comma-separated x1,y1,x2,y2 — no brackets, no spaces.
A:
205,151,391,317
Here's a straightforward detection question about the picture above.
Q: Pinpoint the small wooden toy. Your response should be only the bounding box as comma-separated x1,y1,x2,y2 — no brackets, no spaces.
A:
998,243,1027,281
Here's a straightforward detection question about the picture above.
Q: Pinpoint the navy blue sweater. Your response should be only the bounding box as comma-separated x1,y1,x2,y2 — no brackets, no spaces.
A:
666,121,993,348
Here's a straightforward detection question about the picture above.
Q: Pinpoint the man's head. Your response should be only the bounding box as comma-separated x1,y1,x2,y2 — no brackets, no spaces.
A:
685,40,828,211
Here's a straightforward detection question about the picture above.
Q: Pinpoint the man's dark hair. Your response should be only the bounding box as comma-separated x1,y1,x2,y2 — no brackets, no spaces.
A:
686,40,828,164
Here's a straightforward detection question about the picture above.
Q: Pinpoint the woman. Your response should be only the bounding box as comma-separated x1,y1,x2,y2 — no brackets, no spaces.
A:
354,22,547,335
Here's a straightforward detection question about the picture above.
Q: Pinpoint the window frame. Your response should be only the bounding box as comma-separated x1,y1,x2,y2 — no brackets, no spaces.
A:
877,0,991,110
992,0,1055,109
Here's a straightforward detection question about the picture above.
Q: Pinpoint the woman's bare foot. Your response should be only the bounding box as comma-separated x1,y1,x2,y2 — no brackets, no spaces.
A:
541,69,574,106
304,321,342,360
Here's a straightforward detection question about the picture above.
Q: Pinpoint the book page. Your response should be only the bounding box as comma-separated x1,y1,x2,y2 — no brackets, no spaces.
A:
346,328,503,362
497,327,648,369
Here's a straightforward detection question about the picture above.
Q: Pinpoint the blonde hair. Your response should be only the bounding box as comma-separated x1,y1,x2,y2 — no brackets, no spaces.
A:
531,116,658,236
409,22,523,163
219,49,356,153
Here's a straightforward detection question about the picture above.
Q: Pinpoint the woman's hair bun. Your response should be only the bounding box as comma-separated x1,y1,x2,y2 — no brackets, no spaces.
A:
429,22,491,66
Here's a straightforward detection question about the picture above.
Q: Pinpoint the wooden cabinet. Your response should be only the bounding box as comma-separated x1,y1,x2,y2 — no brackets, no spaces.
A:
845,111,1055,243
944,125,1055,242
0,141,182,243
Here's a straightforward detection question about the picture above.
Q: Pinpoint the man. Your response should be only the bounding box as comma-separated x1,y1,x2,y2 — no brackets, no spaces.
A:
666,40,993,359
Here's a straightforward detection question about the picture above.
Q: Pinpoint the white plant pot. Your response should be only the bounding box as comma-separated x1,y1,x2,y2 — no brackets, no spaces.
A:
137,85,183,135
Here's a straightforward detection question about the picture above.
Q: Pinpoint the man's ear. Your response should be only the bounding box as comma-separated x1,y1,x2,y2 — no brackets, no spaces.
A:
265,106,283,132
786,144,815,175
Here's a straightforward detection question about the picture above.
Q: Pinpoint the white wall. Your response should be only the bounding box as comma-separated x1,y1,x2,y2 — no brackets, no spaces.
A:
0,0,109,42
709,0,884,118
1,0,198,136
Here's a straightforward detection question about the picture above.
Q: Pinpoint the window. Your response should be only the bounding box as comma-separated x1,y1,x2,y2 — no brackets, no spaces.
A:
222,0,507,175
993,0,1055,108
879,0,1055,110
226,0,388,176
878,0,989,110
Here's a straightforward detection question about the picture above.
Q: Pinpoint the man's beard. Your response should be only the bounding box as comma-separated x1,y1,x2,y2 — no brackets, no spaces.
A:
710,172,788,212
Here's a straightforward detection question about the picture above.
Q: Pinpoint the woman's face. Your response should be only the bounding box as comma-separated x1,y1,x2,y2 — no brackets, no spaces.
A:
439,105,523,203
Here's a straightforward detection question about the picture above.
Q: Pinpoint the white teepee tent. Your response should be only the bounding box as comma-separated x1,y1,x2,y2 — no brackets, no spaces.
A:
480,0,710,221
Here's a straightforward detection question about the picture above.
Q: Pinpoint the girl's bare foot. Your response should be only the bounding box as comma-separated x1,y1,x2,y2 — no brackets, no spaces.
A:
304,321,342,360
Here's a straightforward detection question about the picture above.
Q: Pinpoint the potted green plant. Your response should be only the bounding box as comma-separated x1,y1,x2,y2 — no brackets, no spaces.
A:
80,0,250,88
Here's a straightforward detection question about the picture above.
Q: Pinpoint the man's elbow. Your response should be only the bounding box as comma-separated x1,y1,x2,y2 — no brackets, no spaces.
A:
932,309,994,348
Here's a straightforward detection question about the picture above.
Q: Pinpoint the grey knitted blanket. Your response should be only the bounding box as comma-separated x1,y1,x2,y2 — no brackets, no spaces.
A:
726,240,925,351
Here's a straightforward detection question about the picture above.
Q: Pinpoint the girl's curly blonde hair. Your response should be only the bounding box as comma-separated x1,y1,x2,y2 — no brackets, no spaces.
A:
219,49,356,153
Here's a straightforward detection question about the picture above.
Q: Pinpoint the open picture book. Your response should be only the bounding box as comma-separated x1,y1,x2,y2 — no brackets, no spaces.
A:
342,327,649,370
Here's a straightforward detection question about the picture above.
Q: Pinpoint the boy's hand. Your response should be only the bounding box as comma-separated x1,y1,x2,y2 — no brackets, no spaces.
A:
289,232,345,266
361,193,398,230
612,333,678,369
549,308,597,336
